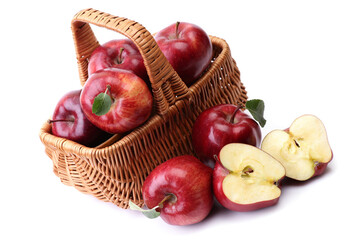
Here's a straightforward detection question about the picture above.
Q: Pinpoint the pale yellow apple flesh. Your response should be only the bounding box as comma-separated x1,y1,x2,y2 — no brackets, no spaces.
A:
261,115,332,181
220,143,285,204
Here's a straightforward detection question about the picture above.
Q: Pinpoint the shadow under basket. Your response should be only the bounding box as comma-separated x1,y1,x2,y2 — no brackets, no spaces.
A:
39,8,248,209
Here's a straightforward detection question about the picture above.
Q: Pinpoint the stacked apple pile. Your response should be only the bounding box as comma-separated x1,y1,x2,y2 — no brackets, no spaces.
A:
130,101,333,226
48,21,213,146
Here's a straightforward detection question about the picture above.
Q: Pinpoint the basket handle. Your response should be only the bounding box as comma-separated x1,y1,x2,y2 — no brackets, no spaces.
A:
71,8,190,116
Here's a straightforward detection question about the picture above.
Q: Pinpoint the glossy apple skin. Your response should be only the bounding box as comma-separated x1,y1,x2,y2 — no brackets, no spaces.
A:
314,161,330,177
154,22,212,86
142,155,213,226
80,68,153,134
88,39,149,86
213,161,283,212
192,104,261,167
51,90,111,147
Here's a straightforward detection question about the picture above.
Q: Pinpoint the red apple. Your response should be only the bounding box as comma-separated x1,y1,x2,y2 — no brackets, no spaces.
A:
139,155,213,226
80,68,153,134
154,22,212,86
261,114,333,181
213,143,286,212
192,104,262,168
49,89,111,147
88,39,149,85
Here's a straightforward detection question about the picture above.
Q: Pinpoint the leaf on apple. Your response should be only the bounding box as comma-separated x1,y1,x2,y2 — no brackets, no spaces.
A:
92,85,112,116
129,200,161,219
245,99,266,127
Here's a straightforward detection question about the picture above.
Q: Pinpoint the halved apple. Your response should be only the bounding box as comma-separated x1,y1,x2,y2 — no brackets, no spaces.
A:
213,143,286,212
261,114,333,181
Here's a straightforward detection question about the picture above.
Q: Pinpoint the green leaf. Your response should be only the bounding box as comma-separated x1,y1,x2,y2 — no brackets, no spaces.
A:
129,200,161,219
245,99,266,127
92,92,112,116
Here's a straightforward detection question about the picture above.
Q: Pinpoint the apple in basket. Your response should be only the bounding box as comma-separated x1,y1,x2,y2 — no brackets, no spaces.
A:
213,143,286,212
80,68,153,134
48,89,112,147
192,100,266,168
261,115,333,181
129,155,213,226
88,39,150,86
155,22,213,86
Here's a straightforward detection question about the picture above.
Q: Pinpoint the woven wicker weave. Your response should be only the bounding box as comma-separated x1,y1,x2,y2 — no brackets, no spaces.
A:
39,8,247,209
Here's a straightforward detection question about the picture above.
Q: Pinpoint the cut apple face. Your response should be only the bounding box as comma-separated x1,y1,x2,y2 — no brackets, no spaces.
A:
219,143,285,206
261,115,332,181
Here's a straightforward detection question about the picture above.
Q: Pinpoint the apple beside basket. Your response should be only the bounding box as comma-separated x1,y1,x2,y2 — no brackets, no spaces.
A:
39,8,248,209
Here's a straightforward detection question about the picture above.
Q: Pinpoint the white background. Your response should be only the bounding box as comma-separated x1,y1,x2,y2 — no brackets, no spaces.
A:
1,0,359,239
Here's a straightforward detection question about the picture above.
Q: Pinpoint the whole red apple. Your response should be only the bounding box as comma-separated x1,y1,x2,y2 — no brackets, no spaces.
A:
192,104,262,167
88,39,149,86
49,89,111,147
80,68,153,134
141,155,213,226
154,22,212,86
213,143,285,212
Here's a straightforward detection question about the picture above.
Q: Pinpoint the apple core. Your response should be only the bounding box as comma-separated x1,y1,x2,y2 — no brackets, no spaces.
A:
219,144,285,205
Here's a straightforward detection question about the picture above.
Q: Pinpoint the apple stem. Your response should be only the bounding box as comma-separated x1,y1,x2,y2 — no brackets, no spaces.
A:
105,85,116,103
229,105,243,124
158,194,175,208
116,48,124,64
48,119,74,124
104,84,112,97
105,84,110,94
175,22,180,38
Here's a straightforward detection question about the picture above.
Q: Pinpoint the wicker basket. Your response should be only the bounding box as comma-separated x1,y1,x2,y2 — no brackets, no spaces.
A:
39,8,247,209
